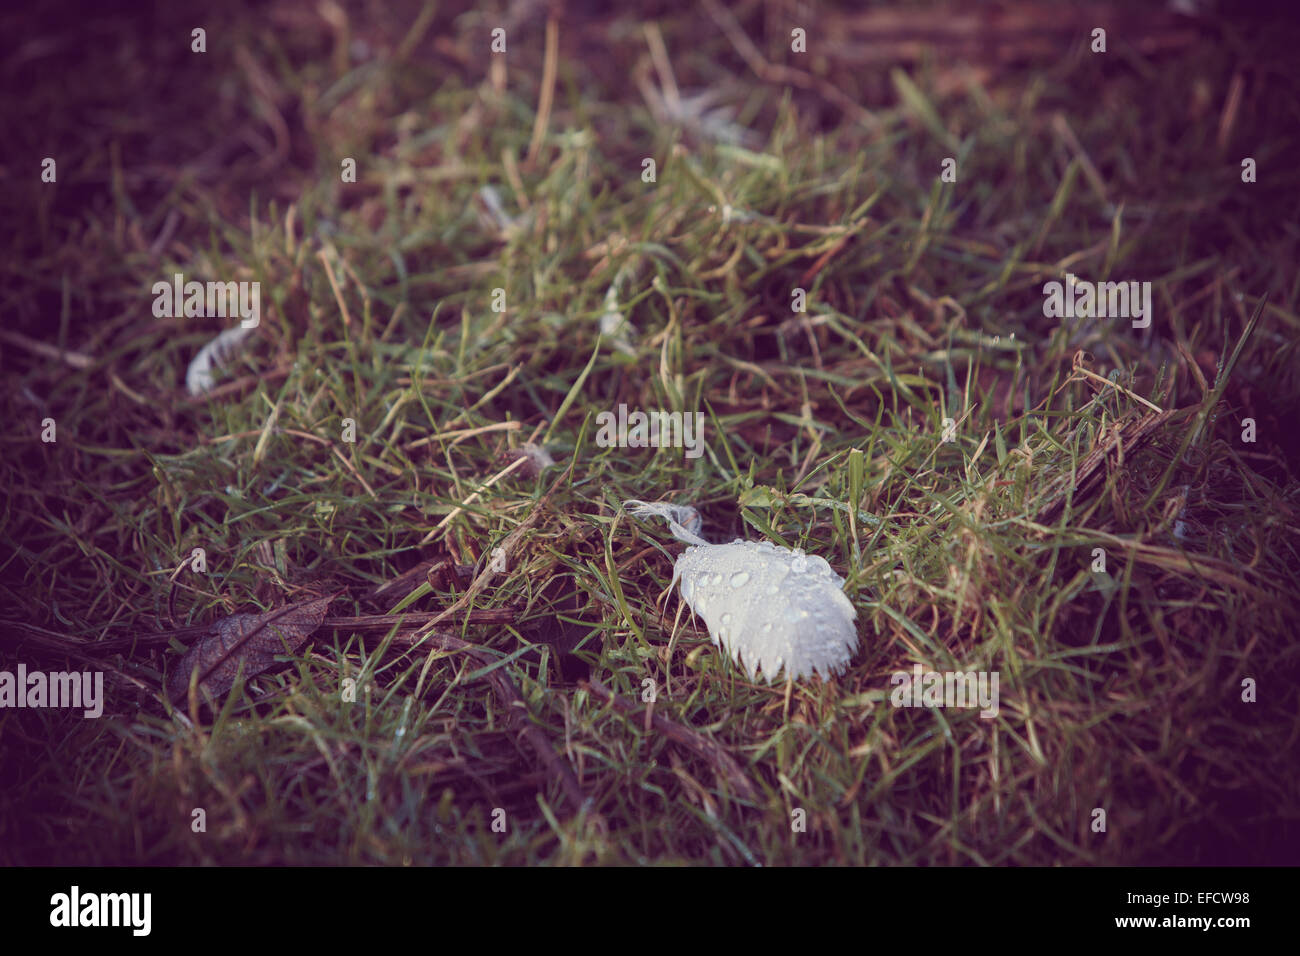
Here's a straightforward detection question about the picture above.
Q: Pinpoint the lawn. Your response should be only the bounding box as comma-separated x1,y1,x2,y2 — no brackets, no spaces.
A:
2,0,1298,865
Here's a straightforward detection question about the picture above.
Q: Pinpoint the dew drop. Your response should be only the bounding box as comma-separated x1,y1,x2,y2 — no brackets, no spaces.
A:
730,571,751,588
791,554,808,573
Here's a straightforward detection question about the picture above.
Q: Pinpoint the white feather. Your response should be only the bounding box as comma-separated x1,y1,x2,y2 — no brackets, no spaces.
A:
626,500,859,681
186,326,253,396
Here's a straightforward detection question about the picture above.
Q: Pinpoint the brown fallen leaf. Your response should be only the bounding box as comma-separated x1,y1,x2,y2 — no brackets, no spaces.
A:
166,592,337,703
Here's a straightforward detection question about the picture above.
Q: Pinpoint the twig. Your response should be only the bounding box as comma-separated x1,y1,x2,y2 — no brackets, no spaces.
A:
397,628,586,811
700,0,882,131
1032,406,1195,526
416,457,574,631
1066,350,1163,413
583,675,760,803
332,444,378,498
524,16,559,167
1,623,162,698
317,247,353,329
327,609,518,633
4,614,585,812
2,609,520,655
404,420,521,451
419,453,530,544
180,366,291,405
0,329,93,369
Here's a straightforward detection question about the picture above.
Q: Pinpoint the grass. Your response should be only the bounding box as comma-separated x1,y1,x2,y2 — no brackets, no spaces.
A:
2,0,1299,865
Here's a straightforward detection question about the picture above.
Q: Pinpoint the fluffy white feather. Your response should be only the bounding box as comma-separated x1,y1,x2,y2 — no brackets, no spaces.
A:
626,500,859,681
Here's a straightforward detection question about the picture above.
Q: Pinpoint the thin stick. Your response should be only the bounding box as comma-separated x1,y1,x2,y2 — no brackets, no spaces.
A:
332,444,378,498
1051,114,1110,208
404,420,521,451
419,453,530,544
4,615,585,813
1062,350,1164,413
397,628,586,811
584,675,759,803
0,329,93,369
525,16,559,166
416,458,574,631
643,23,681,112
317,248,353,329
180,366,291,405
701,0,882,131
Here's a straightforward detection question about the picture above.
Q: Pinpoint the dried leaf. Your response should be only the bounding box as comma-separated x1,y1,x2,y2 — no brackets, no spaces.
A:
166,593,335,702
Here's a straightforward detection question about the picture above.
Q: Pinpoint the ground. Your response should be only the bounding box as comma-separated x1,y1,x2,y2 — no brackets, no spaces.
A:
1,0,1298,865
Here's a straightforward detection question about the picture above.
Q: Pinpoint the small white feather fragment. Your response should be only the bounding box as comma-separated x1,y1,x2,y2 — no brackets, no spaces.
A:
476,185,532,237
186,325,253,396
504,441,556,478
626,500,858,681
599,260,641,356
521,442,555,471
